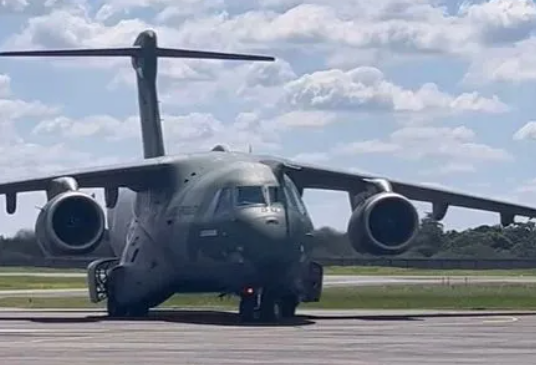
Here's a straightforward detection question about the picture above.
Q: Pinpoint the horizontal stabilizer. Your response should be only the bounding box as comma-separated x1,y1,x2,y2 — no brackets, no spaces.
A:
0,46,274,62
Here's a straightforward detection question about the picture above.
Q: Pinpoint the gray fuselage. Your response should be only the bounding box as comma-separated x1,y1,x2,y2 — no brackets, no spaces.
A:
105,151,315,299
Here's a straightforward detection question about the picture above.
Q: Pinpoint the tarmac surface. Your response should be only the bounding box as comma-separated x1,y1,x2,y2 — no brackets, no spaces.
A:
0,308,535,364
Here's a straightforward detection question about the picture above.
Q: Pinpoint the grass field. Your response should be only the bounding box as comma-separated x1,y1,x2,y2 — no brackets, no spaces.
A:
324,266,536,276
2,284,536,310
3,265,536,277
0,276,86,290
0,266,85,273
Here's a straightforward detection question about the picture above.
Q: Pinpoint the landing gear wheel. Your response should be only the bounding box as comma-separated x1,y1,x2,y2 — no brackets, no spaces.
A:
259,290,282,323
280,295,298,318
128,304,150,318
105,268,127,318
239,294,257,323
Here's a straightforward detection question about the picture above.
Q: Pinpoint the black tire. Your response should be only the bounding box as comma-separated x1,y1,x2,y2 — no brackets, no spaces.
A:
128,304,150,318
105,267,128,318
280,295,298,318
259,291,282,323
239,295,257,323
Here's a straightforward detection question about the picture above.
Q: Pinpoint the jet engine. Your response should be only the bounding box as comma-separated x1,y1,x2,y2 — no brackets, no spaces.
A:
347,191,419,255
35,191,106,256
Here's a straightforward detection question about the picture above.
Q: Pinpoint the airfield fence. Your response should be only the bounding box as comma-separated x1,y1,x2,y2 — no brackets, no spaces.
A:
3,256,536,270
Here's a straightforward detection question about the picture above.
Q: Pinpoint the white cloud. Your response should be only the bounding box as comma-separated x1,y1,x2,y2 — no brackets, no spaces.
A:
464,38,536,84
0,0,85,14
268,110,338,128
516,178,536,194
459,0,536,45
333,139,400,155
461,0,536,85
336,125,512,166
0,74,11,98
421,162,477,176
281,66,508,116
32,111,282,153
513,121,536,140
292,152,330,163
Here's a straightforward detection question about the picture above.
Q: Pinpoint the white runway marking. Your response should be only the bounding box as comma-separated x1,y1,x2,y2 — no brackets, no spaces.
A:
482,316,519,324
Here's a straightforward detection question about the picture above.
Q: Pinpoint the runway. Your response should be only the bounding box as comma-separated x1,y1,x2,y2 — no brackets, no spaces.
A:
0,308,535,364
2,274,536,298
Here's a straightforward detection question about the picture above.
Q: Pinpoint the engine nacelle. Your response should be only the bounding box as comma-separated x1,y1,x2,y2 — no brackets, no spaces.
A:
347,192,419,255
35,191,106,256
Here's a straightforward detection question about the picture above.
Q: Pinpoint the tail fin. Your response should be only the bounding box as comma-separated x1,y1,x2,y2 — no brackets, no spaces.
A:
0,30,275,159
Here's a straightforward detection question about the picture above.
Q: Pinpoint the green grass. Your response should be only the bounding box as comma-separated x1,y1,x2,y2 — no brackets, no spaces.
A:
2,284,536,310
0,276,86,290
0,266,85,273
3,265,536,277
324,266,536,277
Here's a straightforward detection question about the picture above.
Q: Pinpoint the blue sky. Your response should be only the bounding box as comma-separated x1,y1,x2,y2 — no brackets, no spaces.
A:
1,0,536,236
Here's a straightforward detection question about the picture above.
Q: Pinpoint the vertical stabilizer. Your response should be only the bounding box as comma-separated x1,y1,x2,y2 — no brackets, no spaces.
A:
0,30,275,159
131,31,165,158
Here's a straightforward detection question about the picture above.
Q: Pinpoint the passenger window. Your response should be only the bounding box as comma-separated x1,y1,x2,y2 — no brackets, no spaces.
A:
236,186,266,206
214,187,232,215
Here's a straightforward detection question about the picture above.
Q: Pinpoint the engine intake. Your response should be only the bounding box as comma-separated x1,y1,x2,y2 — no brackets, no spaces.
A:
347,192,419,255
35,191,105,256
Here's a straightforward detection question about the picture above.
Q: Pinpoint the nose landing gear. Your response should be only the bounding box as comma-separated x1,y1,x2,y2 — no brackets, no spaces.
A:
238,287,298,323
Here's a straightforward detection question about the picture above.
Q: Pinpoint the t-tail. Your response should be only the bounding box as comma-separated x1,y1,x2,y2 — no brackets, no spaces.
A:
0,30,275,159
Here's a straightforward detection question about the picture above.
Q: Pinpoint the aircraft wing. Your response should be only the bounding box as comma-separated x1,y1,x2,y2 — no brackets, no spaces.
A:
0,156,174,195
264,158,536,224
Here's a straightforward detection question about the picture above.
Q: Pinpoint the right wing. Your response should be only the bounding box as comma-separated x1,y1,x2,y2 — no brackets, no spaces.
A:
260,157,536,225
0,156,175,195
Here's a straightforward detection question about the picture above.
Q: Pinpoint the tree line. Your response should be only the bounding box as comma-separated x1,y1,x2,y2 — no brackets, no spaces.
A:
310,215,536,259
2,215,536,262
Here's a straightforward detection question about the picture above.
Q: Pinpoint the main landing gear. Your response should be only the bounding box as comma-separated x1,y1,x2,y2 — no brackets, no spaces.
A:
87,258,149,318
238,287,299,323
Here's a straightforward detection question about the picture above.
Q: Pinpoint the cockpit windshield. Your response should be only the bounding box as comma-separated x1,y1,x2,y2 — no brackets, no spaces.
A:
267,186,282,204
236,186,266,207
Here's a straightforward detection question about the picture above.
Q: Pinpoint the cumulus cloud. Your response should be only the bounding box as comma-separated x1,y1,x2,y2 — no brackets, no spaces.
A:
332,139,400,154
0,74,10,98
465,37,536,84
292,152,330,163
513,121,536,140
459,0,536,45
281,66,508,116
32,111,281,153
335,125,512,166
0,0,84,14
0,74,59,123
0,73,118,181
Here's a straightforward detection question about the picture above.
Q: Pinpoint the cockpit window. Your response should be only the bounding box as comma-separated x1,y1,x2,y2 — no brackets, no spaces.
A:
236,186,266,206
267,186,283,204
214,187,232,215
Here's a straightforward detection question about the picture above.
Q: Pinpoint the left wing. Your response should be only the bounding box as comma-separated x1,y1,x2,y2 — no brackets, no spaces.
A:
261,157,536,225
0,156,176,213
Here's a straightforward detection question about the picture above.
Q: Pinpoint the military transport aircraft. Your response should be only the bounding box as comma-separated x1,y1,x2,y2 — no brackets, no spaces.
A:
0,29,535,322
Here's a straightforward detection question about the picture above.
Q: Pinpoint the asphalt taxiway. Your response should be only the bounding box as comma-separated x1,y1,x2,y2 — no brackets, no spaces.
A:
0,308,535,364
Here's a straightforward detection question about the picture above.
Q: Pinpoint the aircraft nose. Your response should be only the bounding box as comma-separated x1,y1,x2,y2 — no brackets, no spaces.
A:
233,207,290,261
250,214,287,241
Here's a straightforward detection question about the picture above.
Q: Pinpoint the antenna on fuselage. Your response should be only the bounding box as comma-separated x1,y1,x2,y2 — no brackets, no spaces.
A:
0,30,275,159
